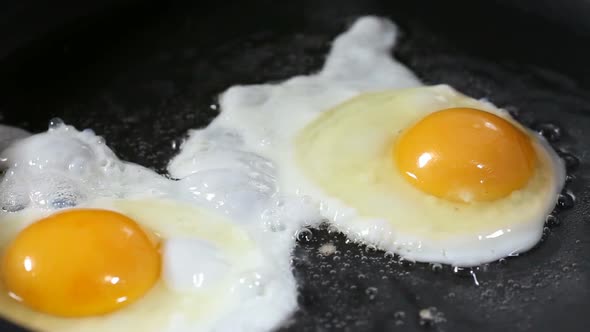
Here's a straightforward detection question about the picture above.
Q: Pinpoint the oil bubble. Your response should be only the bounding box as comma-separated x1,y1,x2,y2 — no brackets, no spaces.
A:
535,122,562,142
557,191,575,210
558,151,579,172
296,228,313,242
365,287,378,300
419,307,446,326
365,244,378,253
545,214,561,227
48,118,64,130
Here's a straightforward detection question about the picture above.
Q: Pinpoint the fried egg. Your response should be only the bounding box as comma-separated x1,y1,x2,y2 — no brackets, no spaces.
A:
0,123,304,332
172,16,566,266
295,86,565,265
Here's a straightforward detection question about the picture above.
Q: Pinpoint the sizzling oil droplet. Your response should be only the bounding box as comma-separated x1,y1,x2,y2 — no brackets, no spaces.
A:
505,105,519,118
453,266,480,285
535,122,562,142
296,228,313,242
394,311,405,326
431,263,443,272
545,214,561,227
558,151,580,172
400,259,415,269
365,287,378,300
365,244,377,253
541,226,551,241
557,191,575,210
48,118,64,130
418,307,446,326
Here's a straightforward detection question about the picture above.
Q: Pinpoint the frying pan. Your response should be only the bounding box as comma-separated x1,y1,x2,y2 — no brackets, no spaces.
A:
0,0,589,331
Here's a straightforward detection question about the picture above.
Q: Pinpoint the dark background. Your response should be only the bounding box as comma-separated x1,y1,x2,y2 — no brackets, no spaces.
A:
0,1,589,331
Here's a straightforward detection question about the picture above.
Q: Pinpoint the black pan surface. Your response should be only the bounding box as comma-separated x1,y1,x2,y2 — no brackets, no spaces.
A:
0,1,589,331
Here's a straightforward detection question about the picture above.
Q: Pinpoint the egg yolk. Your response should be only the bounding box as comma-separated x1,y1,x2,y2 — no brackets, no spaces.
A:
394,107,537,202
0,209,160,317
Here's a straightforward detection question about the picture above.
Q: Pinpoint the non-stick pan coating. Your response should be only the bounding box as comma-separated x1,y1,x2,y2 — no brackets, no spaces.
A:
0,1,589,331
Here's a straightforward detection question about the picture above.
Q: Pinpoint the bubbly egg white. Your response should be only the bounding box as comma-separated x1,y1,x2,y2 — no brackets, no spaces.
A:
171,16,565,266
0,123,308,332
168,16,420,231
170,16,420,250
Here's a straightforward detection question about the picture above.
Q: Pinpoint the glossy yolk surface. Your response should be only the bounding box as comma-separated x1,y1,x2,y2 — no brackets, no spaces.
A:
394,107,537,202
1,209,160,317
